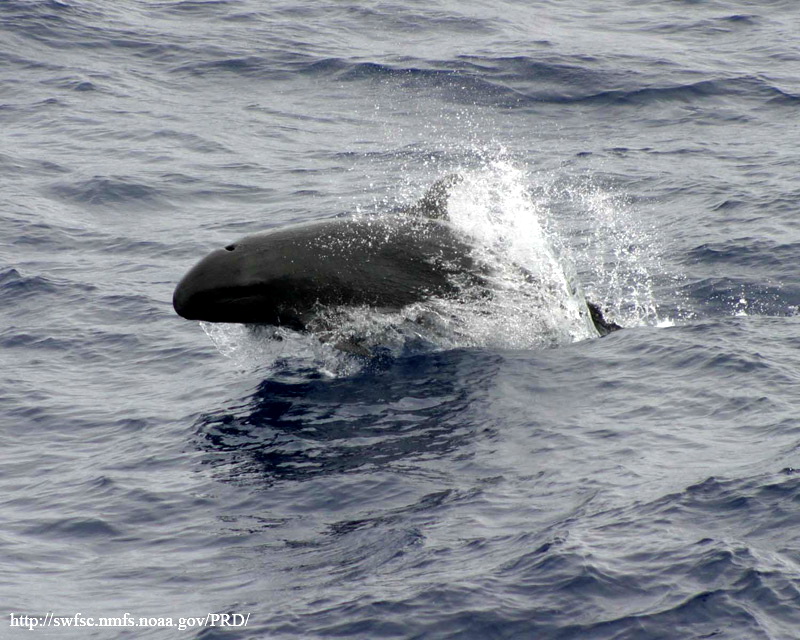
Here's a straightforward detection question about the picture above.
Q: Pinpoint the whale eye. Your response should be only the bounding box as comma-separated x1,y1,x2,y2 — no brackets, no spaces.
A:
225,244,236,251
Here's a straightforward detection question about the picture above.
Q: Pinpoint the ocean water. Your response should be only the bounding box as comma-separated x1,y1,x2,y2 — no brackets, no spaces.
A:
2,0,800,638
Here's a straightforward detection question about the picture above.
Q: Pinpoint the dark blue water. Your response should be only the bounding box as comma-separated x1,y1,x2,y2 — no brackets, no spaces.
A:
3,1,800,638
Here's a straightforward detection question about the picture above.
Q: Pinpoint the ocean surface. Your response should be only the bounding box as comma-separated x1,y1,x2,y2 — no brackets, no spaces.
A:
3,1,800,638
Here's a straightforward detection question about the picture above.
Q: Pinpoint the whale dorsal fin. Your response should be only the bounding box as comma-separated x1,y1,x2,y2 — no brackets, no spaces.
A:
587,301,622,336
403,174,463,221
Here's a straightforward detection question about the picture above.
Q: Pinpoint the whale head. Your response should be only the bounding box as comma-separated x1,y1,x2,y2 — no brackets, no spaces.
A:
172,239,310,328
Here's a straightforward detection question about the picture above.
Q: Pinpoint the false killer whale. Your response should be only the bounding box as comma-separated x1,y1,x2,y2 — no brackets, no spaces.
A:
173,176,621,341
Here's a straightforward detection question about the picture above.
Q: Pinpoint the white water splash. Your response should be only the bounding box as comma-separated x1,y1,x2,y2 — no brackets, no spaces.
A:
441,161,597,348
536,174,667,328
200,322,361,377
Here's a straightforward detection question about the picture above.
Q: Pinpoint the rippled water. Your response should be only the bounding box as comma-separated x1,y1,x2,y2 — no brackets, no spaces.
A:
2,1,800,638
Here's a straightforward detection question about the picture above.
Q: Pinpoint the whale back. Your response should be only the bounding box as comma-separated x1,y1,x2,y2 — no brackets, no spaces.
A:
173,215,481,328
401,174,462,220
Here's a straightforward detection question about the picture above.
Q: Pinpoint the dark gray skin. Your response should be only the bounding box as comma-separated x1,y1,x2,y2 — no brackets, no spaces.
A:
173,214,483,329
173,177,621,337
